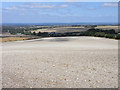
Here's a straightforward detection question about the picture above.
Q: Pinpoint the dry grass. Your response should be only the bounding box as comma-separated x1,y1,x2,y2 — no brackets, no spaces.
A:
1,36,39,42
31,26,86,33
31,29,57,33
95,26,118,29
31,26,118,34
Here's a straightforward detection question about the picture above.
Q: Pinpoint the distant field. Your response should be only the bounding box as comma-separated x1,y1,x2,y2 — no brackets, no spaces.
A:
31,26,87,33
95,26,118,32
95,26,118,29
31,26,118,33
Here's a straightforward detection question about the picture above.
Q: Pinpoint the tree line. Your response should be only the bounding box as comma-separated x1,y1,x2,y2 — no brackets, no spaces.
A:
2,25,120,39
32,29,120,40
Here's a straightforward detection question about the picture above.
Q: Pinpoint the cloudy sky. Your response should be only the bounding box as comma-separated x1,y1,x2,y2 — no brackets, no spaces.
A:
2,2,118,24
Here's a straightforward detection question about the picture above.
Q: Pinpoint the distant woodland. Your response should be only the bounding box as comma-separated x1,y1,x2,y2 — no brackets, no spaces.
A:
2,25,120,39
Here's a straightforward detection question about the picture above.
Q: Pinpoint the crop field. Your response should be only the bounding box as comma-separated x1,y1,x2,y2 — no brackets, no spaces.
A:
31,25,118,33
31,26,88,33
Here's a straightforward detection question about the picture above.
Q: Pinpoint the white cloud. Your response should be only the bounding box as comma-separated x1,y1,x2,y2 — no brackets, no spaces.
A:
29,5,55,9
29,4,68,8
103,3,118,7
87,8,96,10
3,3,68,11
4,6,18,10
60,4,68,8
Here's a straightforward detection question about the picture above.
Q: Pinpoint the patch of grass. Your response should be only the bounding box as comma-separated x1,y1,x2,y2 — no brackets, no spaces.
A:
1,36,39,42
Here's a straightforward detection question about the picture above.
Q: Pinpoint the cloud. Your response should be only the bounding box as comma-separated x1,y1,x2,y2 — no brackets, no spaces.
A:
29,5,55,9
29,4,68,8
103,3,118,7
68,2,86,7
87,8,96,10
59,4,68,8
3,3,68,11
4,6,18,10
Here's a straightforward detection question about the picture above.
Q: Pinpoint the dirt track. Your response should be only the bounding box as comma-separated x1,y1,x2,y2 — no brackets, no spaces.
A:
2,36,118,88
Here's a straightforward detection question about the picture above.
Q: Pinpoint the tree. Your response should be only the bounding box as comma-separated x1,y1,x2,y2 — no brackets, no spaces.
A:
104,34,115,39
95,32,105,37
37,32,42,36
115,34,120,39
33,32,36,35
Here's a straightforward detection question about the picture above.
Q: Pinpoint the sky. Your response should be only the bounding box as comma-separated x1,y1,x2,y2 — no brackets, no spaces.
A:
2,2,118,24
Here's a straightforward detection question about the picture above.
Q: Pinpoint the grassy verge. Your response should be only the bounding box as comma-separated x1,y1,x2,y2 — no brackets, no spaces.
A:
1,36,40,42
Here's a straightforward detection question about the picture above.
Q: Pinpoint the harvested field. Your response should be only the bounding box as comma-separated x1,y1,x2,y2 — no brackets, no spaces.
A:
31,27,87,33
95,26,118,29
31,25,118,33
95,26,118,32
2,36,118,88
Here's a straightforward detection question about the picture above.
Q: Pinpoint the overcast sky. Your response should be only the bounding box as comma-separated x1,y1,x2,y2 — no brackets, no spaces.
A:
2,2,118,23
